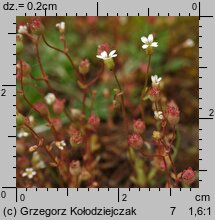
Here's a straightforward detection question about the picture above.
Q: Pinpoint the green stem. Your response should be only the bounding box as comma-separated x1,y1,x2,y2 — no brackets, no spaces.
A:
82,91,87,115
112,70,128,134
141,54,152,117
144,55,152,89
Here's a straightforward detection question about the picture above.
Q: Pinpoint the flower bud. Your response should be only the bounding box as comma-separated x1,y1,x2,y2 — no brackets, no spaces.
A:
183,38,195,48
70,108,82,120
56,22,65,34
148,86,160,101
17,129,29,138
128,134,143,150
55,140,66,150
50,118,62,131
181,167,196,185
97,43,110,55
29,19,45,35
33,102,48,115
78,59,90,75
53,98,65,114
133,119,145,134
29,145,39,152
16,60,31,77
69,129,83,147
88,114,100,129
154,111,164,120
152,131,161,140
44,93,56,105
16,111,24,127
69,160,81,176
16,34,23,54
165,101,180,126
28,115,35,126
18,25,28,34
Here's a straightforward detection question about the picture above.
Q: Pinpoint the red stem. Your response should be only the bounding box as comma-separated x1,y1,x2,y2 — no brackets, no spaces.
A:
34,36,54,93
19,60,59,141
42,35,83,82
162,156,171,188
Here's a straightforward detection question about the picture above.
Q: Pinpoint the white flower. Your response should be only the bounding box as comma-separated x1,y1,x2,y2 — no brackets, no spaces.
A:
44,93,56,105
154,111,164,120
17,130,29,138
55,140,66,150
22,168,36,179
18,25,28,34
183,38,195,48
141,34,158,49
96,50,117,60
151,75,162,86
56,21,65,34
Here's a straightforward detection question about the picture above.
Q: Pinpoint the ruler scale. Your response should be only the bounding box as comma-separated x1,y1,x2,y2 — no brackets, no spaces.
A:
0,0,215,219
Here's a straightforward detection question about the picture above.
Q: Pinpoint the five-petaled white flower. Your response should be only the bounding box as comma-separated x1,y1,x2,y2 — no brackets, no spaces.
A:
56,22,65,34
141,34,158,49
154,111,164,120
18,25,28,34
55,140,66,150
22,168,36,179
151,75,162,86
96,50,117,60
44,93,56,105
